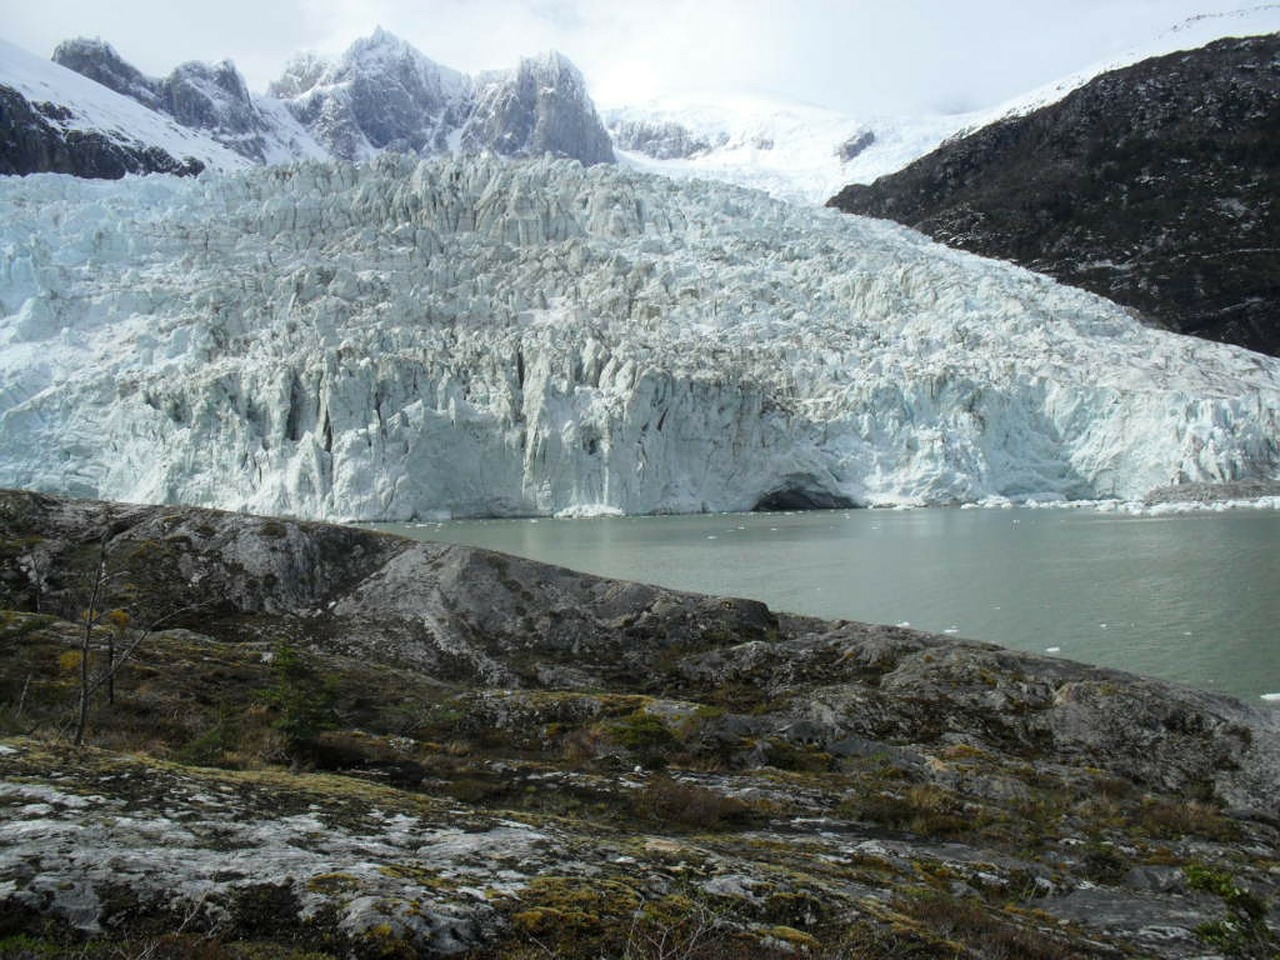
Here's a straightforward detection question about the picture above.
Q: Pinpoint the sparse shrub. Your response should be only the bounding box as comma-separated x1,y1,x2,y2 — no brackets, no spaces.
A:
838,784,973,838
178,704,243,767
562,722,609,765
259,520,289,538
898,891,1079,959
1137,797,1240,842
764,738,833,772
510,877,641,958
608,710,677,768
1079,843,1130,884
609,711,676,751
260,641,338,762
633,775,750,830
1185,863,1276,959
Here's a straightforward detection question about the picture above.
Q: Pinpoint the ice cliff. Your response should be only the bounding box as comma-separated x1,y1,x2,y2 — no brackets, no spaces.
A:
1,154,1278,520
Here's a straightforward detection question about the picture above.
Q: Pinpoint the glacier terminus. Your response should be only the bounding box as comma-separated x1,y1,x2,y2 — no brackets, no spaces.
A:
1,154,1278,521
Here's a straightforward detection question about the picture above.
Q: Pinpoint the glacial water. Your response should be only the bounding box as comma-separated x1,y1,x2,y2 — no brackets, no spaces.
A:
380,507,1280,705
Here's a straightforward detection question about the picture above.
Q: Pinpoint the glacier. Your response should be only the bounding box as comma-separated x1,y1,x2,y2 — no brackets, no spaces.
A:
1,154,1278,521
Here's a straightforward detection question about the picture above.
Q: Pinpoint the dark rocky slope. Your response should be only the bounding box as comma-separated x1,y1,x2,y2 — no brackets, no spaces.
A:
2,489,1278,958
829,34,1280,357
0,84,204,178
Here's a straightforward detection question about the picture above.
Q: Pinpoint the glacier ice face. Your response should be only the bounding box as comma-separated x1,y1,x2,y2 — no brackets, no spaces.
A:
1,155,1278,521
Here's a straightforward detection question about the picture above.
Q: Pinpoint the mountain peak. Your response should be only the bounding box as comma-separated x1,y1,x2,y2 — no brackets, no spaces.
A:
52,36,163,111
460,48,613,164
346,26,429,65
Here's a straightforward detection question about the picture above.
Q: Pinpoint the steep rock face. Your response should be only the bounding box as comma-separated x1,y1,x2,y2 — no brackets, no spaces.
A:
271,28,473,162
829,34,1280,357
50,37,162,111
156,60,278,162
460,52,614,164
51,37,321,164
1,155,1278,520
0,84,204,178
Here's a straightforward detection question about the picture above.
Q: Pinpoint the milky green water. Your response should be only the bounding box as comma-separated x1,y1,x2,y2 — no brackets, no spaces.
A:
377,508,1280,704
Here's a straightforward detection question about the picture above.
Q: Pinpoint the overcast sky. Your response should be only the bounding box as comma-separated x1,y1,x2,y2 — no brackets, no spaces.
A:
5,0,1276,115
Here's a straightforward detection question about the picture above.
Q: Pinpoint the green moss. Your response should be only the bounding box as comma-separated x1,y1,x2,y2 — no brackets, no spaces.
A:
306,872,361,896
507,877,642,956
1185,864,1276,958
607,710,675,752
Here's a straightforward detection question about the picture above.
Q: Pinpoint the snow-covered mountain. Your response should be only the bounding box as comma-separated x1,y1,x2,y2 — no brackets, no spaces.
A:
603,4,1280,204
458,51,613,166
9,7,1276,195
267,28,471,162
52,37,327,165
35,29,613,170
0,38,250,177
2,155,1276,520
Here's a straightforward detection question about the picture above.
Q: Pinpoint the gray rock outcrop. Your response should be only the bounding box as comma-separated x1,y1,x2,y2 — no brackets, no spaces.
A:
1,489,1278,957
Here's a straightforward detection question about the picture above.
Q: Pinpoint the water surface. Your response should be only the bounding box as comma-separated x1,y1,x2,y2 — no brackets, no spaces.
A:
377,507,1280,704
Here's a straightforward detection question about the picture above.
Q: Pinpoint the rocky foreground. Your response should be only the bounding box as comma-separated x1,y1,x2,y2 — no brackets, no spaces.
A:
1,489,1278,958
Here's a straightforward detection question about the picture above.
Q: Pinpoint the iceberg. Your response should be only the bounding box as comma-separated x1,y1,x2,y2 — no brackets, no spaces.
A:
1,154,1277,520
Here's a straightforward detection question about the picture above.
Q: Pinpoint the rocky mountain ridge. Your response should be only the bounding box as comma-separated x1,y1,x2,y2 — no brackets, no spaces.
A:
0,37,247,179
829,33,1280,358
52,36,322,165
1,489,1277,957
48,29,614,169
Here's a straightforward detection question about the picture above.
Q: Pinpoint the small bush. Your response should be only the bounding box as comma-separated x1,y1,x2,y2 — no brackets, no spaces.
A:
1137,797,1240,842
260,642,338,762
632,775,749,830
609,711,676,752
899,892,1078,960
178,705,243,767
1185,864,1276,958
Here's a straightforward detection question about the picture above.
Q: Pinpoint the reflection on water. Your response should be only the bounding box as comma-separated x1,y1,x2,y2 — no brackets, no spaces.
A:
374,507,1280,704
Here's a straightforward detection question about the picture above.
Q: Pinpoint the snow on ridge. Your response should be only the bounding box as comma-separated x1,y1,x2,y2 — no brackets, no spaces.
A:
603,5,1280,204
0,154,1277,521
0,38,250,172
959,3,1280,129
